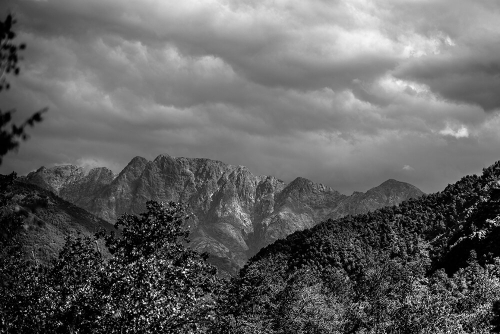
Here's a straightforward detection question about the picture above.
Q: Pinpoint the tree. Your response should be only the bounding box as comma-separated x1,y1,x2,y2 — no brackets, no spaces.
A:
95,200,222,333
0,244,49,333
41,235,107,333
0,200,222,333
492,300,500,332
0,13,46,165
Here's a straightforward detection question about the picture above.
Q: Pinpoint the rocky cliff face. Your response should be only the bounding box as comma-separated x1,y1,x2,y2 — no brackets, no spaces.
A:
25,165,86,195
23,154,424,270
61,167,115,209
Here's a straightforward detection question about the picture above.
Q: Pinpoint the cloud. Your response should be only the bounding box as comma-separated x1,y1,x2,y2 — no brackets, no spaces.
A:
439,125,469,139
0,0,500,195
71,158,121,174
403,165,415,171
389,0,500,111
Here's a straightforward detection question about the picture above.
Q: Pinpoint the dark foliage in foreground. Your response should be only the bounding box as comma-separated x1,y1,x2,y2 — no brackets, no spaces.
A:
0,14,47,165
0,201,222,333
2,161,500,333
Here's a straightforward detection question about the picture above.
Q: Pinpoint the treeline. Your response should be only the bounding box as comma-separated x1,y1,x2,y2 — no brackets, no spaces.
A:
222,160,500,333
1,200,221,333
2,161,500,333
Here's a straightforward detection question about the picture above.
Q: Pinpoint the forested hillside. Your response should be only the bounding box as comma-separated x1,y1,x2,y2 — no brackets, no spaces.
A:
217,160,500,333
2,161,500,333
0,173,114,264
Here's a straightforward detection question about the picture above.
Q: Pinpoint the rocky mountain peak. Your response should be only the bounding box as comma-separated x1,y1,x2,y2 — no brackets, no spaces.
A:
366,179,423,201
121,156,148,174
23,155,424,274
328,179,425,219
287,176,338,194
130,155,149,165
380,178,399,185
25,164,85,195
35,166,47,173
87,167,115,180
376,178,416,190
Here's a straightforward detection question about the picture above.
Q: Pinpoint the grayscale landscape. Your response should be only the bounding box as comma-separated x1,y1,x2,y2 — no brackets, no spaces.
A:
1,0,500,333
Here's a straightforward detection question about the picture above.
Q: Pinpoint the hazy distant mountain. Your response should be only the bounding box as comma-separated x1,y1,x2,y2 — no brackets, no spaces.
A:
23,154,424,271
328,179,424,219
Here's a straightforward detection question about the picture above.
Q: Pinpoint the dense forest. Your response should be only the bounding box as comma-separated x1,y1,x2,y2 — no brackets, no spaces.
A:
2,160,500,333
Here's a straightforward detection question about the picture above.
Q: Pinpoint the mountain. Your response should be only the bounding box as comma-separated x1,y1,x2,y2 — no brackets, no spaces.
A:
328,178,424,219
23,154,424,271
0,174,115,264
24,165,87,195
222,160,500,333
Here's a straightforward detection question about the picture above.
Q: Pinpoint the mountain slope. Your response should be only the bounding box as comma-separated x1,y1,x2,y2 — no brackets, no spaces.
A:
220,160,500,332
0,174,115,264
24,165,86,195
329,178,424,219
239,160,500,304
23,154,424,270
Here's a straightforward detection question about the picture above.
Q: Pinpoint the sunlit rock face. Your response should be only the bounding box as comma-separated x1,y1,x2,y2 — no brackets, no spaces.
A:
61,167,116,209
25,165,86,195
24,154,424,270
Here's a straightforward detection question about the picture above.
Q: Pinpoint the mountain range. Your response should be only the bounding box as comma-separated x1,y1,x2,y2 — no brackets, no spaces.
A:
22,154,424,272
4,158,500,332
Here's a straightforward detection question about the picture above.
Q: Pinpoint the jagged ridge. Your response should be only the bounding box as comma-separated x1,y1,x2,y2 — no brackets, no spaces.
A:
23,154,424,271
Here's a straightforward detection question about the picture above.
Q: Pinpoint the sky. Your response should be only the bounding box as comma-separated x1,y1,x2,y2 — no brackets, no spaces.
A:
1,0,500,195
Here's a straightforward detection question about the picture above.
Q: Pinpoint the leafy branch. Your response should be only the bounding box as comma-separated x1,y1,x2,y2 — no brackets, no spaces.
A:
0,14,47,165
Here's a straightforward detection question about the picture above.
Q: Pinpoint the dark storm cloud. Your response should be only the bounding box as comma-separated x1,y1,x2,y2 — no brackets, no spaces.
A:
7,0,400,94
387,0,500,111
395,51,500,111
1,0,500,195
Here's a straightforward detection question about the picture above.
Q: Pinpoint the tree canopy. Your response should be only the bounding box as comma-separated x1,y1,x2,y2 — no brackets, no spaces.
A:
0,200,222,333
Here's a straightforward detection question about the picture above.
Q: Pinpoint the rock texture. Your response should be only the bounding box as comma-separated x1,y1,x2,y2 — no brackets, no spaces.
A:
23,154,424,270
25,165,86,195
1,174,115,264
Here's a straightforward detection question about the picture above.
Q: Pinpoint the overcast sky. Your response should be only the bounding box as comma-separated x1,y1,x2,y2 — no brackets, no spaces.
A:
1,0,500,194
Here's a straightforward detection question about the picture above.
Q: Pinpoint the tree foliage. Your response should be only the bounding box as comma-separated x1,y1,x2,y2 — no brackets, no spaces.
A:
216,160,500,333
0,14,46,165
96,201,221,333
0,200,222,333
3,161,500,333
